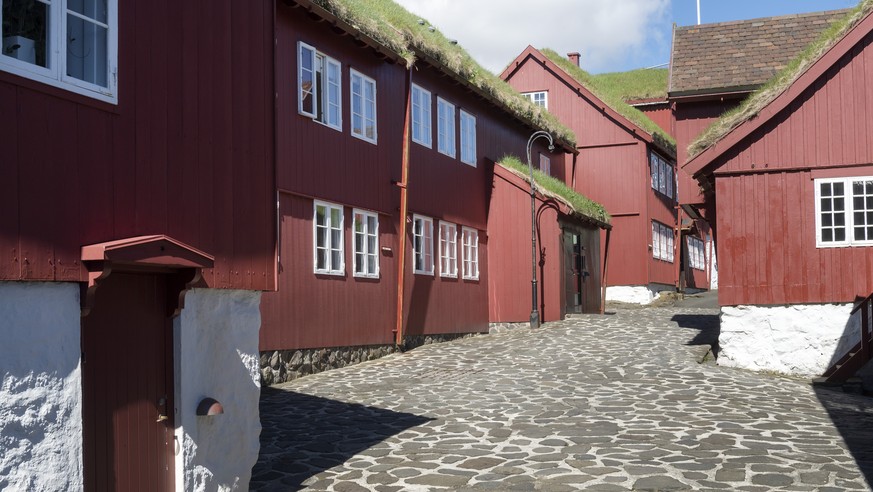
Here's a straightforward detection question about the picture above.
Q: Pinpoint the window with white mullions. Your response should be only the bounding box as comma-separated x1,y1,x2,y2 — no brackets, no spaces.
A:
460,109,476,166
298,41,341,130
353,209,379,278
652,220,674,263
314,200,344,275
1,0,117,102
687,236,705,270
461,227,479,280
350,69,377,143
439,221,457,278
411,84,431,148
437,97,455,158
522,91,547,109
816,177,873,247
413,215,434,275
649,151,676,200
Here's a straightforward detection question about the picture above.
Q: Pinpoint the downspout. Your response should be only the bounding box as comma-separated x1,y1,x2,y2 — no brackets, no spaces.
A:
394,66,413,346
601,226,611,314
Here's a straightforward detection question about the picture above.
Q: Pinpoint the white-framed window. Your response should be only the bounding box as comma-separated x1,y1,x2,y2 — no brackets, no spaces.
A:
413,214,434,275
522,91,548,109
0,0,118,103
652,221,674,263
650,152,676,200
460,109,476,166
687,236,705,270
439,221,457,277
298,41,341,131
352,209,379,278
437,97,455,158
411,83,431,148
815,177,873,247
461,227,479,280
313,200,344,275
539,153,551,176
350,69,377,143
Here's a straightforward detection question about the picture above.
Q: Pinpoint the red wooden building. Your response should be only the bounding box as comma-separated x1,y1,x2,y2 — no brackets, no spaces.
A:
682,4,873,376
257,0,596,384
0,0,275,490
502,47,686,304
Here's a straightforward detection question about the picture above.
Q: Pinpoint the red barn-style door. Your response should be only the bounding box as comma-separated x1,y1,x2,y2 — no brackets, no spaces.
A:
82,272,175,492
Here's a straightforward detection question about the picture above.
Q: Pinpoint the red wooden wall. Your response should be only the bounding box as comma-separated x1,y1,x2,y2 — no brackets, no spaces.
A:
636,103,674,137
504,51,678,289
708,31,873,306
0,0,276,290
260,4,560,350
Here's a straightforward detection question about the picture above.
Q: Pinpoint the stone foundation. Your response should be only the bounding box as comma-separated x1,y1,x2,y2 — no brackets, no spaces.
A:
606,284,675,305
260,333,480,386
489,322,531,333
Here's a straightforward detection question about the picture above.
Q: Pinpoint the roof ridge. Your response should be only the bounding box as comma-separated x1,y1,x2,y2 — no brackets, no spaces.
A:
675,8,851,31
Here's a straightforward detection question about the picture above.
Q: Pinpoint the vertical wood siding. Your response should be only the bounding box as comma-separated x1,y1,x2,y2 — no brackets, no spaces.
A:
0,0,276,290
637,104,674,137
709,32,873,306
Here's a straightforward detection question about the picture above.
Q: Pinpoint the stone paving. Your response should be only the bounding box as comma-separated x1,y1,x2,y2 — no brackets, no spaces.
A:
252,306,873,491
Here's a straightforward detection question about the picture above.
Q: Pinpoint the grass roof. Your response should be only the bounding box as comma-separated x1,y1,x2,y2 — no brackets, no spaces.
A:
498,155,611,226
540,49,676,155
309,0,577,146
590,68,669,102
688,0,873,160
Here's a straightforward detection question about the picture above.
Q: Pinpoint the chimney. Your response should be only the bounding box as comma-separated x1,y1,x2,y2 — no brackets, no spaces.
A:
567,52,581,67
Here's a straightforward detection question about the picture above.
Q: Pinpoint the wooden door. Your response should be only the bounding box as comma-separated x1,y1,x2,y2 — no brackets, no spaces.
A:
82,272,175,492
562,231,583,315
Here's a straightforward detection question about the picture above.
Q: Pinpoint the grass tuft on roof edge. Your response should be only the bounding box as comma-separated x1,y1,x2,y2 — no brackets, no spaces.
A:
540,49,676,155
309,0,577,147
688,0,873,160
498,155,611,226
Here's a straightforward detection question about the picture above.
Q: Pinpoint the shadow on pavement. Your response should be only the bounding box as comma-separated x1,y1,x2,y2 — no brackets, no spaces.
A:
670,314,720,357
814,386,873,487
251,387,432,491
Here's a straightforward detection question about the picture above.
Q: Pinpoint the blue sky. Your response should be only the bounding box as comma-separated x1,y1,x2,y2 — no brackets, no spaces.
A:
394,0,860,74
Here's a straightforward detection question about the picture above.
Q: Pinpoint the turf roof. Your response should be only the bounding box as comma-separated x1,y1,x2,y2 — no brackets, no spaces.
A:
498,155,611,226
590,68,669,102
688,0,873,160
539,49,676,155
308,0,577,147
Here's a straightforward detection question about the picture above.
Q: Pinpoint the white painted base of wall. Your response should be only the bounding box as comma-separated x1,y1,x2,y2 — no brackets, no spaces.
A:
606,285,673,305
0,282,83,491
174,288,262,492
719,303,859,376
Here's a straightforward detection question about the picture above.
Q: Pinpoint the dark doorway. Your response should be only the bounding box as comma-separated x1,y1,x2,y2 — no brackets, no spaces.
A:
82,272,175,492
563,230,584,315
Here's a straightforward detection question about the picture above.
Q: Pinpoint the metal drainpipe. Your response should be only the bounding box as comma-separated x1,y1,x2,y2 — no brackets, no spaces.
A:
394,66,413,347
601,227,611,314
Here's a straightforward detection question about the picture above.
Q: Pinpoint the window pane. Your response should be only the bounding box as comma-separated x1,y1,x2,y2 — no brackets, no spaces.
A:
331,228,341,248
316,227,325,248
331,250,341,269
68,0,107,23
2,0,49,67
834,213,845,227
317,248,327,269
300,46,314,115
835,229,846,241
67,13,108,87
855,227,866,241
821,198,832,212
834,198,844,211
821,182,832,195
822,214,832,227
834,182,844,195
355,252,363,273
823,229,833,242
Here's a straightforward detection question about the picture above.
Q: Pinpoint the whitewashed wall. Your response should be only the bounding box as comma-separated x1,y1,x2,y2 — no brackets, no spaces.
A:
174,289,262,492
720,303,859,376
0,282,83,491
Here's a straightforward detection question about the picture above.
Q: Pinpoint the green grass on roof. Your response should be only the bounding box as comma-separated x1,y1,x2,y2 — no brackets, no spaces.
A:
310,0,577,147
688,0,873,159
590,68,668,102
540,49,675,154
499,155,611,226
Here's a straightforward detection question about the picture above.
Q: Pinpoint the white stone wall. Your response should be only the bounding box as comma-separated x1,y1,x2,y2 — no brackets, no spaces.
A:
0,282,83,491
707,239,718,290
606,285,673,305
720,303,859,376
174,289,262,492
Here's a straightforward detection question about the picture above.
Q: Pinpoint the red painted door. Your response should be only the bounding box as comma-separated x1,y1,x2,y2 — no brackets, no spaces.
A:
82,272,175,492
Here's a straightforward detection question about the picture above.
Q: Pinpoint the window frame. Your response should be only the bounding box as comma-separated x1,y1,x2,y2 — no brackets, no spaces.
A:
349,68,377,144
313,200,345,275
539,153,551,176
461,226,479,280
413,214,434,275
352,208,379,279
815,176,873,248
436,96,456,158
652,221,674,263
687,236,705,270
650,152,676,200
411,83,432,148
522,91,548,109
438,221,458,278
298,41,342,131
0,0,119,103
459,109,477,166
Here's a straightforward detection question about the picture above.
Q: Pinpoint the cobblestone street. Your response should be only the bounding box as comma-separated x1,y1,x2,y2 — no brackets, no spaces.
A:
252,306,873,491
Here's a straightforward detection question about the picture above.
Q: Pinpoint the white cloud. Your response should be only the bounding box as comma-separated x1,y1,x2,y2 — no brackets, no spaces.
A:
393,0,671,74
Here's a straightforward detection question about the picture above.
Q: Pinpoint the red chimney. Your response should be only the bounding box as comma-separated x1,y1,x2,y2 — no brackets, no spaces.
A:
567,52,581,67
